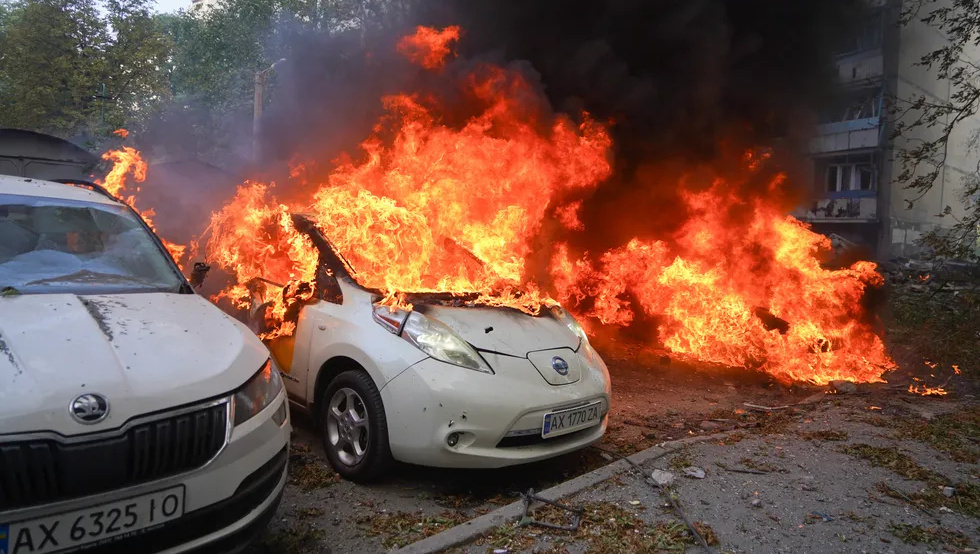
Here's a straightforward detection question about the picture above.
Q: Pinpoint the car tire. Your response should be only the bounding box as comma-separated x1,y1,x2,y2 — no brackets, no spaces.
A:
320,369,393,482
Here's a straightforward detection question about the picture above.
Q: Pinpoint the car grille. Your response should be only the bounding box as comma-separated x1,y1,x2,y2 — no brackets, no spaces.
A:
0,402,228,512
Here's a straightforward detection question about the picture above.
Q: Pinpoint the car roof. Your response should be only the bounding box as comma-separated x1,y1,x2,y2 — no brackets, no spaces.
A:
0,174,122,207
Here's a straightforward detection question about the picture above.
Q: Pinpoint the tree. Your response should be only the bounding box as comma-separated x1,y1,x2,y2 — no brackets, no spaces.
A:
150,0,415,161
148,0,300,160
0,0,172,144
894,0,980,260
0,0,109,138
102,0,174,130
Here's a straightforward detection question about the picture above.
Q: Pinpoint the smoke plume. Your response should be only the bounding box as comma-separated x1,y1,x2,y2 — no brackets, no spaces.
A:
254,0,868,271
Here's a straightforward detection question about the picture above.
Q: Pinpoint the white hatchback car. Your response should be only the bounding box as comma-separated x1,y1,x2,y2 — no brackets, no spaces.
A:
0,175,290,554
252,214,610,482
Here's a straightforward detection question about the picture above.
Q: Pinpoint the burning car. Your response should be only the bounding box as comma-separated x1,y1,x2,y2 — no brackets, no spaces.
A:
247,214,611,481
0,175,290,553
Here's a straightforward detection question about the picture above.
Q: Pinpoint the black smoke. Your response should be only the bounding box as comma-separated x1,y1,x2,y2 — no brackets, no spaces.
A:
415,0,863,157
266,2,865,154
254,0,869,281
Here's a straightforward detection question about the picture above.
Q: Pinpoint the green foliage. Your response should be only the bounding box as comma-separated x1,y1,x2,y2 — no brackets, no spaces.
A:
0,0,416,156
103,0,174,130
0,0,110,138
0,0,173,143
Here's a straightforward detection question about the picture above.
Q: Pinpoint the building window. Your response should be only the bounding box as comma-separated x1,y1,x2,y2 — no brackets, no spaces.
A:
837,11,883,55
817,153,878,192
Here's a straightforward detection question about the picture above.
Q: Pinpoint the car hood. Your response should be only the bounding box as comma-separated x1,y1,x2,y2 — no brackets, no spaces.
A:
0,292,269,436
418,304,579,356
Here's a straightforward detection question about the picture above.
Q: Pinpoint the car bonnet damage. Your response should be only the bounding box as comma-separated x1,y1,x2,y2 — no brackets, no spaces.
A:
232,212,577,360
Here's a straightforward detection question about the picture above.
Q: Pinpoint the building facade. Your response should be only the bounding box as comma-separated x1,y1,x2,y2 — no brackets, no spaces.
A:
795,0,980,259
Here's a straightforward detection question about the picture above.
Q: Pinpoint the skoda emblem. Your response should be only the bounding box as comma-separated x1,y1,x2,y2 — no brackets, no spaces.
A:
70,393,109,424
551,356,569,376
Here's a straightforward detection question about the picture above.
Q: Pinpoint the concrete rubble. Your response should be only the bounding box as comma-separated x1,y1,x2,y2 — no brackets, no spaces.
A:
881,257,979,293
650,469,675,487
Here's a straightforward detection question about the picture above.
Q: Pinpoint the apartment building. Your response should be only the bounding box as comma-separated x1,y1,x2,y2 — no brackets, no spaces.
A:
796,0,980,259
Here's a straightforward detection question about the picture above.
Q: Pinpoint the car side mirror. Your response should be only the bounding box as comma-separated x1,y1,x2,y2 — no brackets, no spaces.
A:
190,262,211,288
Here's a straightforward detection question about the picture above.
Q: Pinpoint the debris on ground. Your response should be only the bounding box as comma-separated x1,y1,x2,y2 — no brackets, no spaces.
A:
244,314,979,554
809,511,834,522
743,402,789,412
519,489,583,531
888,523,974,548
360,511,469,549
454,393,980,554
259,523,326,553
699,419,736,431
829,380,858,394
650,469,675,486
472,501,719,553
683,466,706,479
288,443,341,490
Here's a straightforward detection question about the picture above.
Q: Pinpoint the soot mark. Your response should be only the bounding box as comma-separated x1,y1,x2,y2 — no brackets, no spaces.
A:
79,297,115,342
0,333,19,372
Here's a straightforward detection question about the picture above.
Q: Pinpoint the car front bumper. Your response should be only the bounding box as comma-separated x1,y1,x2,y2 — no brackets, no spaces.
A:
0,391,291,554
381,349,611,468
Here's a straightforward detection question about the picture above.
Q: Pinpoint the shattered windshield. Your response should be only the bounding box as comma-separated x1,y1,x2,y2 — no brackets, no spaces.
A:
0,194,184,294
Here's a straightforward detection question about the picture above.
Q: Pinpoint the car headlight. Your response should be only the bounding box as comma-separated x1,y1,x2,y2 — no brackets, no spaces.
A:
373,305,492,374
551,305,590,347
233,358,285,425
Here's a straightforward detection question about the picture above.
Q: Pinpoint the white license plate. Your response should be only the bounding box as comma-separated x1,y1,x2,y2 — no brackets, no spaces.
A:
0,485,184,554
542,401,602,438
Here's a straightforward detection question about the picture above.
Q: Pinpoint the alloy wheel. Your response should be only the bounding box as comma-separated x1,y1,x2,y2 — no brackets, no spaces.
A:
325,387,370,466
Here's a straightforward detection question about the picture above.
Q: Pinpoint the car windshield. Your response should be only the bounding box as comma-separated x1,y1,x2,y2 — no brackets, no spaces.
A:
0,193,184,294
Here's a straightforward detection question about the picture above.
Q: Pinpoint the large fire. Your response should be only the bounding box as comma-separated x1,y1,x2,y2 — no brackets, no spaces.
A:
100,27,894,384
97,139,186,264
203,36,613,331
550,168,890,383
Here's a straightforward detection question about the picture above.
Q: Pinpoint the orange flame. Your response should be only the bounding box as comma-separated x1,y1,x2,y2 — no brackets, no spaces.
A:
97,144,185,265
397,25,461,69
550,179,892,384
112,128,129,138
201,26,895,383
205,56,611,336
908,384,948,396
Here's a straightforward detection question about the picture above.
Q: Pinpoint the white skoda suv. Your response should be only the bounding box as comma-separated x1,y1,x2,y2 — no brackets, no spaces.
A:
0,175,291,554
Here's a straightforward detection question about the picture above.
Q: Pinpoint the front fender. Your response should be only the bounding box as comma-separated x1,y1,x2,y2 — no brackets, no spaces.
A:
301,287,428,404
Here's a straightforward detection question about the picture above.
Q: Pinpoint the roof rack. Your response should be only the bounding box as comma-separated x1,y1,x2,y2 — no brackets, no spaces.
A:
47,178,118,201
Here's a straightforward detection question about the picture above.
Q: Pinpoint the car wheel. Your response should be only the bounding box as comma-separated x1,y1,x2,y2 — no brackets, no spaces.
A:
320,369,393,482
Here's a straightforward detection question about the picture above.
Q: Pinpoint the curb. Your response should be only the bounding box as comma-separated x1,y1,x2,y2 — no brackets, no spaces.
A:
390,432,735,554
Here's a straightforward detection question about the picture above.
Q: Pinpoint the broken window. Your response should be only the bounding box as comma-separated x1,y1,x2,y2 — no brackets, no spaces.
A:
836,11,883,56
816,153,878,193
0,194,183,294
818,87,882,123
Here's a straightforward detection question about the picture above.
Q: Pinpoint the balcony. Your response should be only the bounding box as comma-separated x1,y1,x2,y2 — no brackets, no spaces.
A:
795,193,878,223
796,152,879,223
809,117,881,154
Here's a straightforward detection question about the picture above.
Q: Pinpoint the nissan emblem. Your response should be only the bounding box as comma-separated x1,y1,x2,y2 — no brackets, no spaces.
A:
551,356,569,376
